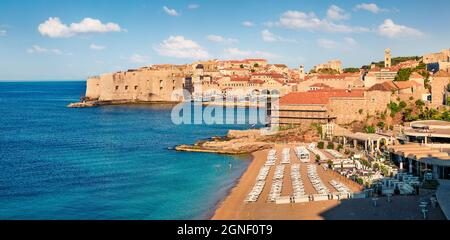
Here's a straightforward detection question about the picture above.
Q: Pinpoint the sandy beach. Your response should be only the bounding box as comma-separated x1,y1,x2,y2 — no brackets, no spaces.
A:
212,144,446,220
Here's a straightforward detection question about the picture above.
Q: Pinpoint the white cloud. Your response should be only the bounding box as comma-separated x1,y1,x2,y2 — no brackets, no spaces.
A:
206,34,238,44
273,10,369,33
38,17,122,38
223,48,277,59
154,36,209,59
0,29,6,36
163,6,179,16
261,29,297,43
188,4,199,10
242,21,255,27
129,54,150,64
344,37,358,46
327,5,350,21
223,48,251,57
27,45,63,55
378,19,423,39
317,39,338,49
354,3,387,14
90,43,106,50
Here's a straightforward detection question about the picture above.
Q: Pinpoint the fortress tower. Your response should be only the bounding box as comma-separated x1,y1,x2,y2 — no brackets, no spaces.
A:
385,48,392,68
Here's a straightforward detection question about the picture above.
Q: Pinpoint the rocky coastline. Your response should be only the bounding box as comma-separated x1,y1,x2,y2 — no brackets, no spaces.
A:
175,126,320,155
67,100,179,108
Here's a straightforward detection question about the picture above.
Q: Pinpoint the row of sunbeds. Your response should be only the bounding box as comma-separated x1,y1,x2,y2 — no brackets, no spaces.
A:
325,149,344,159
291,164,306,198
307,165,330,195
308,144,329,161
294,146,310,163
281,148,291,164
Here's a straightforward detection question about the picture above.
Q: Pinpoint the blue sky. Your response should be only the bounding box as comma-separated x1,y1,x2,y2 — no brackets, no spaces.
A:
1,0,450,80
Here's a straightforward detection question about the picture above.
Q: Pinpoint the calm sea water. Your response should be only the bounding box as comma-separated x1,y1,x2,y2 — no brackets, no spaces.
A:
0,81,264,220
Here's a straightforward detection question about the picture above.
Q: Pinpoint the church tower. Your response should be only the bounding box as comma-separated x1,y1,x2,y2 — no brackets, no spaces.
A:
298,65,305,80
385,48,392,68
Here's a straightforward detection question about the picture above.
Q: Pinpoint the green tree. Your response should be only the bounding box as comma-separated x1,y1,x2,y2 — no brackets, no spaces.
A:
394,68,413,81
317,141,325,149
415,99,425,108
327,160,334,169
365,125,376,133
327,142,334,149
317,68,339,74
315,154,321,163
342,68,360,73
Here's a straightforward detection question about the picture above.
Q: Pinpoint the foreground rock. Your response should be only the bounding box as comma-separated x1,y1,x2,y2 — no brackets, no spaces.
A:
176,141,273,155
175,125,320,155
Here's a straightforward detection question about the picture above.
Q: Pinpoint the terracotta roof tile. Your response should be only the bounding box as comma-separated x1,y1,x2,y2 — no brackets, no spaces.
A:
280,89,364,105
367,81,398,91
393,81,420,89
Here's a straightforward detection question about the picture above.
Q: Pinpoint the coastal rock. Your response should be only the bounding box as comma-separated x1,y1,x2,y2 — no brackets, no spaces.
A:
175,141,273,155
67,102,97,108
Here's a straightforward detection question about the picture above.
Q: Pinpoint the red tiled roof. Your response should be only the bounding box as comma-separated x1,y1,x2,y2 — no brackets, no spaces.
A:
251,72,284,78
393,81,420,89
222,68,248,71
230,76,251,82
410,72,423,79
317,74,345,80
310,83,332,88
280,89,365,105
367,81,398,91
249,79,265,84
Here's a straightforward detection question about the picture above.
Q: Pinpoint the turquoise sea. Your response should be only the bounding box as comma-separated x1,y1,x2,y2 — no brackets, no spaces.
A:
0,81,264,219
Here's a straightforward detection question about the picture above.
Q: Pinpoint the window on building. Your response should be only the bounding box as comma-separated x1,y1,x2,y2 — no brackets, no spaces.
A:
135,86,138,90
115,86,119,90
125,85,129,90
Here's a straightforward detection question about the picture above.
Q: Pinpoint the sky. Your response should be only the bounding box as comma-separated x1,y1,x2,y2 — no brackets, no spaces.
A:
1,0,450,80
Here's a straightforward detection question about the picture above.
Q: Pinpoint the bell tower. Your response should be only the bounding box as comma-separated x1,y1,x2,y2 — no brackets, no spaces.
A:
298,65,305,80
385,48,392,68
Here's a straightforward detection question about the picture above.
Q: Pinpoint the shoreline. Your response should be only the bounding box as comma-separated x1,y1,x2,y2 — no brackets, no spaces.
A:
210,143,445,220
203,153,254,220
67,100,180,108
68,99,267,108
210,150,259,220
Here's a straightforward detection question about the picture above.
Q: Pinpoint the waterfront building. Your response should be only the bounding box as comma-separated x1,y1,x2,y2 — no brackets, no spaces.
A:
364,67,399,88
430,70,450,108
271,89,393,126
296,73,364,92
423,49,450,64
404,120,450,145
386,120,450,180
